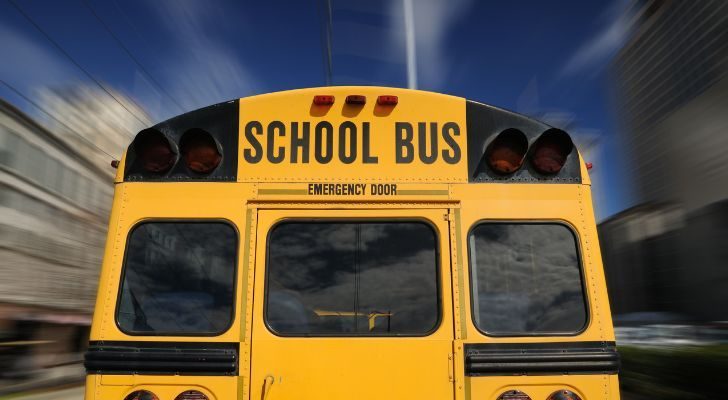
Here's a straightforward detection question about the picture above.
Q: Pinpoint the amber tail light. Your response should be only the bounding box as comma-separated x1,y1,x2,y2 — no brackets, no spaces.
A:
530,129,574,175
180,129,222,174
485,128,529,174
133,129,176,173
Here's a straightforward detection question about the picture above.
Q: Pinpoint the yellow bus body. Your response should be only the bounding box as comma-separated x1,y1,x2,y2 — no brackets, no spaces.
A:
85,86,619,400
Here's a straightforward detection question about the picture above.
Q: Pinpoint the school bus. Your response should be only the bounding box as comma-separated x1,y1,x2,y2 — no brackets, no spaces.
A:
84,86,619,400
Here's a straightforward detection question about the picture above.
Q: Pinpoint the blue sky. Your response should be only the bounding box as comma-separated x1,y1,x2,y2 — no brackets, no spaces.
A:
0,0,633,218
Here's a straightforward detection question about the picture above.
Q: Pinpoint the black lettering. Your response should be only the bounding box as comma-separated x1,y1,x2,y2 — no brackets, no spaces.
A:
442,122,461,164
418,122,438,164
267,120,285,163
291,122,310,163
395,122,414,163
339,121,357,164
362,122,378,164
243,121,263,163
315,122,334,164
308,183,314,195
313,184,323,195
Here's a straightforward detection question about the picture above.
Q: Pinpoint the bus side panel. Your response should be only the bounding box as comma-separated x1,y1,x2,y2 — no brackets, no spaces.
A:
89,183,127,341
86,183,257,400
452,183,619,400
86,376,237,400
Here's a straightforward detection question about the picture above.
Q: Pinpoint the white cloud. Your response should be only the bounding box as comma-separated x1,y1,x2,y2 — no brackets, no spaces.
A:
560,1,631,78
148,0,259,112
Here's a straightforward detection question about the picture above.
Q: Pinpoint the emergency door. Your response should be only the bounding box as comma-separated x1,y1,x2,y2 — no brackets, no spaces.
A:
249,208,455,400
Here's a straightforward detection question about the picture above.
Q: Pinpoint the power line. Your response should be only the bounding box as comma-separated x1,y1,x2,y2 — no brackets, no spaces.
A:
81,0,185,112
316,0,333,85
1,79,117,160
7,0,149,127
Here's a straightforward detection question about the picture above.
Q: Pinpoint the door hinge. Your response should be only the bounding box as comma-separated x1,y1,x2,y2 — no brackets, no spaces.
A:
448,353,455,382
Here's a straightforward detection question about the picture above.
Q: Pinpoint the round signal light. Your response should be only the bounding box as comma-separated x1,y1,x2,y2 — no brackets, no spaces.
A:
133,129,176,173
497,389,532,400
124,390,159,400
180,129,222,174
530,129,574,175
485,128,528,174
175,390,210,400
546,390,582,400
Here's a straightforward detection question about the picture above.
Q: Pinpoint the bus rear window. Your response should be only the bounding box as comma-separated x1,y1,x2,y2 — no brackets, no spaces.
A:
265,222,439,336
469,223,587,335
116,222,237,335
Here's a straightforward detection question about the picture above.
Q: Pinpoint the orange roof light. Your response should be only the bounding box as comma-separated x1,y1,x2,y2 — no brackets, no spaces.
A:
313,95,335,105
377,95,398,105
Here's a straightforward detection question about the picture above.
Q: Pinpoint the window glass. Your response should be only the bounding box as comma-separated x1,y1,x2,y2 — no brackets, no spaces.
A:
266,222,439,335
117,222,237,335
469,223,587,335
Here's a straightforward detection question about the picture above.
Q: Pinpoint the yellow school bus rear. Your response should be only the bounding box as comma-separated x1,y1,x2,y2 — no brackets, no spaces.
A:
85,86,620,400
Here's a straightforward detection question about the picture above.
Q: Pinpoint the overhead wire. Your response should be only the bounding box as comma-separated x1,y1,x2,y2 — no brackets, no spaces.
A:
1,79,117,160
7,0,150,127
81,0,185,113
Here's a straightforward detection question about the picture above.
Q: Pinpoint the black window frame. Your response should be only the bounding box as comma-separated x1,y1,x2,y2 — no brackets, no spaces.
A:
467,221,590,337
263,218,443,338
114,219,239,337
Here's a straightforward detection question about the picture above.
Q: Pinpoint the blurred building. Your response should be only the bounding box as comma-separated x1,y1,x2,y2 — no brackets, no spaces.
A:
0,87,145,390
604,0,728,323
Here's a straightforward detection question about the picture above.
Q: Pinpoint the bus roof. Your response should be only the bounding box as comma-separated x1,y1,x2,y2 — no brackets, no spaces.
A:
118,86,588,185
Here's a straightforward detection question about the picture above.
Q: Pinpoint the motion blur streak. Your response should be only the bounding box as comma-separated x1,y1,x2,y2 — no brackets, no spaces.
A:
0,0,727,398
0,87,147,394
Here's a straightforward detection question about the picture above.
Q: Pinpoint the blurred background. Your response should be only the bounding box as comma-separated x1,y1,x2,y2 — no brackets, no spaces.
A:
1,0,727,398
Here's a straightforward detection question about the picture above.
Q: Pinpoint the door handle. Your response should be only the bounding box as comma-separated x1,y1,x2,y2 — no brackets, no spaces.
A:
261,374,275,400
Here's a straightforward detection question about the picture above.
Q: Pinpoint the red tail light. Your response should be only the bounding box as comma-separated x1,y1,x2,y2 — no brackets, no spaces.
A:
345,95,366,105
546,390,582,400
497,390,532,400
313,95,335,105
485,128,528,174
377,95,398,105
180,129,222,174
175,390,210,400
134,129,176,173
124,390,159,400
530,129,574,175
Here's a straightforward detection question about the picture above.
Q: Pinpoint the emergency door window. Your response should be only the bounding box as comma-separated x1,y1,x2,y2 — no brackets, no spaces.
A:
469,223,587,335
265,222,439,336
116,222,237,335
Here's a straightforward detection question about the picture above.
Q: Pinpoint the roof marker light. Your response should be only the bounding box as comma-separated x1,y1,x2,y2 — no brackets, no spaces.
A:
345,95,366,105
313,95,335,105
377,95,398,105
